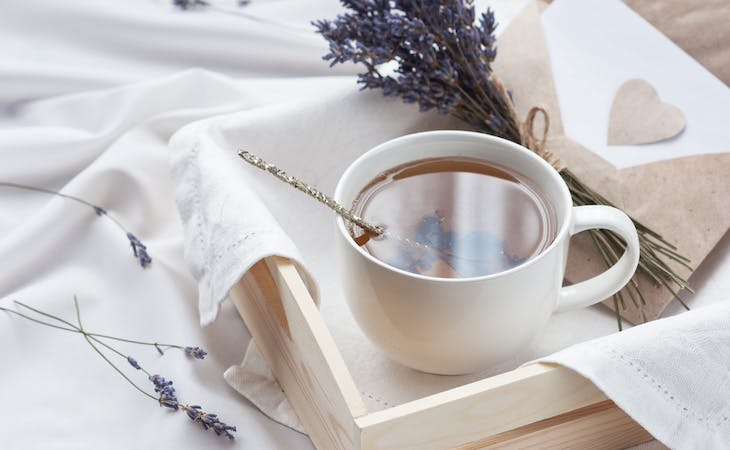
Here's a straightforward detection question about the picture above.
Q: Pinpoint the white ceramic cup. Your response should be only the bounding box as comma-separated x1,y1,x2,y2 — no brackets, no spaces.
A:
334,131,639,375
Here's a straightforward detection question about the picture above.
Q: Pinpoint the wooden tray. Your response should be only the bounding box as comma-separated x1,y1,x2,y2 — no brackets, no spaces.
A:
229,256,654,449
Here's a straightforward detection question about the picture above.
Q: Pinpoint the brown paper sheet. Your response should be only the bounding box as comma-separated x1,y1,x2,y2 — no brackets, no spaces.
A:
607,79,686,146
542,0,730,87
495,1,730,324
624,0,730,87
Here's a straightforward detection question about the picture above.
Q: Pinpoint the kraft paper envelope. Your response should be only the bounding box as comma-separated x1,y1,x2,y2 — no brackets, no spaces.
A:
493,0,730,324
625,0,730,87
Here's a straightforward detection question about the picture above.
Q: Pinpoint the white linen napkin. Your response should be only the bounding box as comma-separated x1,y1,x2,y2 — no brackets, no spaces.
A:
542,301,730,449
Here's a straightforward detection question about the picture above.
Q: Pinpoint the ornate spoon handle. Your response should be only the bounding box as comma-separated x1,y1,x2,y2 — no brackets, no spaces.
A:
238,150,384,236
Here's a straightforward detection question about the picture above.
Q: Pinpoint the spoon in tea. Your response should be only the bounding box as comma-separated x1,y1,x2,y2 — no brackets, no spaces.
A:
238,149,473,276
238,150,385,239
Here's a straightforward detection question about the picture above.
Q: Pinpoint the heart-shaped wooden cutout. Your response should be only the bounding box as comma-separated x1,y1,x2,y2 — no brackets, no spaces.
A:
607,79,686,145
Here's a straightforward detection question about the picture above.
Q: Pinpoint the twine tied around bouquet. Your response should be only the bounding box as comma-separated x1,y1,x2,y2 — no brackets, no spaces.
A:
520,107,565,172
491,76,564,172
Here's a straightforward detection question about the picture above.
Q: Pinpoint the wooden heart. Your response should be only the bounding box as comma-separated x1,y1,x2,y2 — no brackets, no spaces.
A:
607,79,686,145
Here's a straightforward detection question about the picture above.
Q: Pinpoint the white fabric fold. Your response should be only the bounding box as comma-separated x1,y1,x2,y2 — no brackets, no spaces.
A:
170,120,317,325
224,341,306,434
542,302,730,449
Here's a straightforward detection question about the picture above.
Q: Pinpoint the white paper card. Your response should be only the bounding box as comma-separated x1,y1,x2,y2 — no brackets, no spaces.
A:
543,0,730,169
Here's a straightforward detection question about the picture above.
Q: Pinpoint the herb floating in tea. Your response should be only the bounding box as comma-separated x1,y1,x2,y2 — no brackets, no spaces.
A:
0,182,151,268
314,0,692,329
388,213,525,278
0,298,236,440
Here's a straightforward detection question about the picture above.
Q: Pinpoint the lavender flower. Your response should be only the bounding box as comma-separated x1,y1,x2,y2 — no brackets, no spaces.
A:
0,182,152,269
149,374,179,410
313,0,520,142
173,0,250,9
184,346,207,360
127,233,152,268
182,405,237,440
127,356,141,370
172,0,209,9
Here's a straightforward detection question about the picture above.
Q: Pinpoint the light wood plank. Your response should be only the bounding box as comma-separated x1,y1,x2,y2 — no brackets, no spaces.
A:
357,363,624,450
229,257,367,450
454,400,653,449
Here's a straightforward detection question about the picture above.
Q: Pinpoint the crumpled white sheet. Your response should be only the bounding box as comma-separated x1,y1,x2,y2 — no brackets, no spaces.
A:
2,0,729,449
0,0,361,448
0,66,324,449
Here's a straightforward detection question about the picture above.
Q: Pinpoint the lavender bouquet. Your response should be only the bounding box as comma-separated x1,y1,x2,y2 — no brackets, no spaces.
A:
313,0,691,328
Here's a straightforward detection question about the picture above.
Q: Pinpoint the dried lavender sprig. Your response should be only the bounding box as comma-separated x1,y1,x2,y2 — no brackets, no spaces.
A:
173,0,313,35
184,346,207,360
127,233,152,268
182,404,237,440
69,297,159,401
5,298,156,378
0,181,151,268
0,303,134,356
150,374,180,410
1,298,235,439
128,356,142,370
6,301,202,357
173,0,249,10
173,0,208,9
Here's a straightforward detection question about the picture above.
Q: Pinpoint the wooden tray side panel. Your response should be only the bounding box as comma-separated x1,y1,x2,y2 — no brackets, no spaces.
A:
233,257,651,450
229,257,367,450
456,400,653,449
356,363,647,450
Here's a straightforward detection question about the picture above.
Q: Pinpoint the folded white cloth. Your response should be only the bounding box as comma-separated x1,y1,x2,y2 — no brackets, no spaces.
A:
543,301,730,449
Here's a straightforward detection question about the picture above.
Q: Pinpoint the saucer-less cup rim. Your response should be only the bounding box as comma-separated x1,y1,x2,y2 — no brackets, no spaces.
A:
334,130,640,313
334,130,572,283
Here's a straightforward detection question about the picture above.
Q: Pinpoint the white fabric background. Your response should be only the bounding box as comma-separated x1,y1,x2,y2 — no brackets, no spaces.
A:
1,0,728,449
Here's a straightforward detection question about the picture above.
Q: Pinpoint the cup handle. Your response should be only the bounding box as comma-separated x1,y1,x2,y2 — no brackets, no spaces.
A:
555,205,640,313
